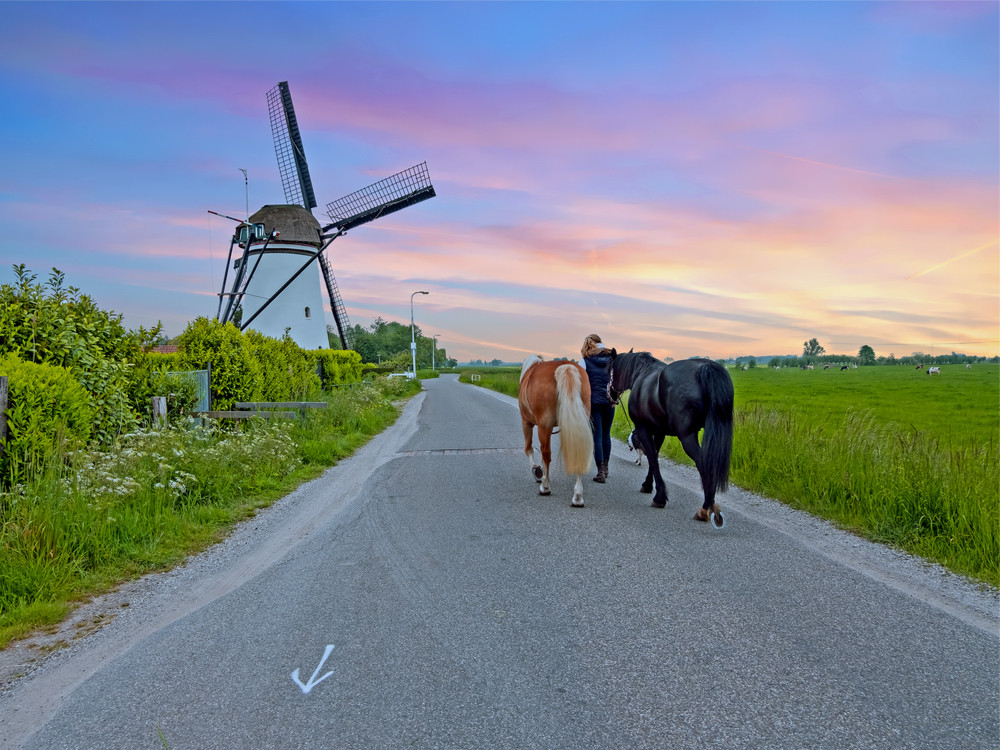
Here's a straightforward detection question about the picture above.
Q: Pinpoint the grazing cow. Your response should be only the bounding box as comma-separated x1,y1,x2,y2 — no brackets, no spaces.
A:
853,364,858,369
841,365,849,371
966,363,972,369
741,365,748,371
823,364,830,370
916,364,923,370
927,366,941,375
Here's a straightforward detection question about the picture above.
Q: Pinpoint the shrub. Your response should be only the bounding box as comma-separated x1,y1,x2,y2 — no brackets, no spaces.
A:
245,330,321,402
176,317,262,411
0,265,157,446
314,349,365,387
0,354,94,488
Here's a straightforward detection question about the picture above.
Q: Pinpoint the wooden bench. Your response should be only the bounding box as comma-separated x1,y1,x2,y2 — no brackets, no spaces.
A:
235,401,330,417
192,402,328,420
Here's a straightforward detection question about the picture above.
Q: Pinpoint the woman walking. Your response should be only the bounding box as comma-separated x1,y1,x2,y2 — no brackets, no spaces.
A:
581,333,616,483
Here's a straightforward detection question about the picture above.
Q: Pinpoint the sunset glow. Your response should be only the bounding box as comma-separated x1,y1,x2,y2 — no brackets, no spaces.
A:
1,2,996,362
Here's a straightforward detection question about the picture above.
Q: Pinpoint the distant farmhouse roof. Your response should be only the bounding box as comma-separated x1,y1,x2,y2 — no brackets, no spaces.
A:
151,345,179,354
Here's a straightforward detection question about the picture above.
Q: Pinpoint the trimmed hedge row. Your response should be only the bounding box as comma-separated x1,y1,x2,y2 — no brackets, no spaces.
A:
174,318,364,409
0,354,93,487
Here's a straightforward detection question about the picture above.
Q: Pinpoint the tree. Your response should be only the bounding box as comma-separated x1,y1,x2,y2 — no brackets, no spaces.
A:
803,338,826,357
857,345,876,366
325,325,344,350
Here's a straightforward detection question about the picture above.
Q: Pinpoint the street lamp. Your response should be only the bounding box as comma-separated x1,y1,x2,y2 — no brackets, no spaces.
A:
432,334,439,370
410,290,429,378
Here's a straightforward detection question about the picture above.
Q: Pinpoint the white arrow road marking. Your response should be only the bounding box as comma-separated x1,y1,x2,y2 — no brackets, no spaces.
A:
291,644,336,694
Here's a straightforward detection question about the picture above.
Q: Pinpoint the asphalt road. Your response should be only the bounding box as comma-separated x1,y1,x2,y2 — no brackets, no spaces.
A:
2,374,997,749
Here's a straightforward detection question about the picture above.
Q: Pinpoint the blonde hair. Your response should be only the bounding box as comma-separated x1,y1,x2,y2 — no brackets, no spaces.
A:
581,333,605,358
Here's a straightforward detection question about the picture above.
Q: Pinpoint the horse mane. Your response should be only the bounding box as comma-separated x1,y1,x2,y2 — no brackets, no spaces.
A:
616,351,658,377
520,354,544,382
629,351,656,363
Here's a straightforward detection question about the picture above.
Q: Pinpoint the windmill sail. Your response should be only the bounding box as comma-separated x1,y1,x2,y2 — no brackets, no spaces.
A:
267,82,318,210
317,251,352,350
324,162,435,233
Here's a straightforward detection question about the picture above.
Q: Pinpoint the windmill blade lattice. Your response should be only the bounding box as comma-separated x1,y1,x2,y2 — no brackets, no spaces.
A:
267,82,318,210
324,162,435,233
317,251,352,350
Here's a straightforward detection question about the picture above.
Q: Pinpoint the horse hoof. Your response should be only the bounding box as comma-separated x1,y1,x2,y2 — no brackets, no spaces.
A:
640,484,653,494
532,467,543,481
651,500,666,509
538,488,551,496
711,510,725,529
571,500,584,508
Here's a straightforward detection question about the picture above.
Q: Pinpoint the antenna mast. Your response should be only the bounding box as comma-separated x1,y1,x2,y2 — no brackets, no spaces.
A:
239,168,249,222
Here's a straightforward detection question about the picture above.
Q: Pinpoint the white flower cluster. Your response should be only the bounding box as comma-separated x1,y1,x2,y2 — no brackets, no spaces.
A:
65,420,298,505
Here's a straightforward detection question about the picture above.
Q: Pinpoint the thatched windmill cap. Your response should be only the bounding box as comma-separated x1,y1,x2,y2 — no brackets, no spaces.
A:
247,205,321,246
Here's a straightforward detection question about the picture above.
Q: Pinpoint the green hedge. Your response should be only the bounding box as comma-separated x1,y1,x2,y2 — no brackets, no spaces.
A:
0,354,93,488
0,266,155,446
175,318,361,408
246,329,322,402
313,349,365,387
176,318,262,411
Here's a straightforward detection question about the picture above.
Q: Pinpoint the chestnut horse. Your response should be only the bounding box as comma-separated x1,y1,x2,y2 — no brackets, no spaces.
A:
518,356,595,507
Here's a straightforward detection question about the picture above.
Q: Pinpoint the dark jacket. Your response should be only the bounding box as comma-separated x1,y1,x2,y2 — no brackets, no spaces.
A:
584,351,615,405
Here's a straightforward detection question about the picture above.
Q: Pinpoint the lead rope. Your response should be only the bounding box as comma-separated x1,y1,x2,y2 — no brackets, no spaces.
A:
608,364,635,433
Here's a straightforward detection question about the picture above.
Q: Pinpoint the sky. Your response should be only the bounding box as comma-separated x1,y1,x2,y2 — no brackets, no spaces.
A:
1,1,997,363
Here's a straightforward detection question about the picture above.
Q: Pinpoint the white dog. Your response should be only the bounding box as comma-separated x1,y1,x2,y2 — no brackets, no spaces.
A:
627,430,645,466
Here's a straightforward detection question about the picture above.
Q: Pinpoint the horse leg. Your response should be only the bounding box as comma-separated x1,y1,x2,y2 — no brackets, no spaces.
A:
640,465,654,494
681,432,724,529
522,419,542,482
633,431,663,495
638,431,669,508
538,426,552,496
570,474,584,507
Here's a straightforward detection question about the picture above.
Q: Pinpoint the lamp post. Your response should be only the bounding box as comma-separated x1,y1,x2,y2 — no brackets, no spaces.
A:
410,290,429,378
432,335,439,370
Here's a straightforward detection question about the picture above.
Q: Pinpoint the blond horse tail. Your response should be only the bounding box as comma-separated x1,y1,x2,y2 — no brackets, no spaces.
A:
554,364,595,476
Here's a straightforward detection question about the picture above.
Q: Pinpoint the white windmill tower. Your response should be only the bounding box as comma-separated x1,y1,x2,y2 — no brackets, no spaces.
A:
215,81,436,349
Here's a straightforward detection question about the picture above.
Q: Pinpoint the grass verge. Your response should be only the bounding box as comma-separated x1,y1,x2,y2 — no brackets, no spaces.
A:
0,376,422,648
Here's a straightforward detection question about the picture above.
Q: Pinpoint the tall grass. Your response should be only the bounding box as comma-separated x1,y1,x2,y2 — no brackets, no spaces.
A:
0,376,420,647
727,407,997,583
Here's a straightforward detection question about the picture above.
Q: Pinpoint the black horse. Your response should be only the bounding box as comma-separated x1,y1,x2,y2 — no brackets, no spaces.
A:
607,351,734,528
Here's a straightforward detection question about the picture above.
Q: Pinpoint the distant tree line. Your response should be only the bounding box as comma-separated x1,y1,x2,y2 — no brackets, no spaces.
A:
754,339,997,368
331,317,457,371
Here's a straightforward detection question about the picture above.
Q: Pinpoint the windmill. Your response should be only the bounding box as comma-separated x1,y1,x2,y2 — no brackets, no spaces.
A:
214,81,436,350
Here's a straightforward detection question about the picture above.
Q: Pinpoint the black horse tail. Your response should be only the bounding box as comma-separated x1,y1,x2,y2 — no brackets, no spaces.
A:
698,362,734,496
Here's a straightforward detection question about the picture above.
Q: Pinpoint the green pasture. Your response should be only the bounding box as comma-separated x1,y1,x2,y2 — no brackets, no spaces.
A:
462,364,999,585
732,364,997,451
